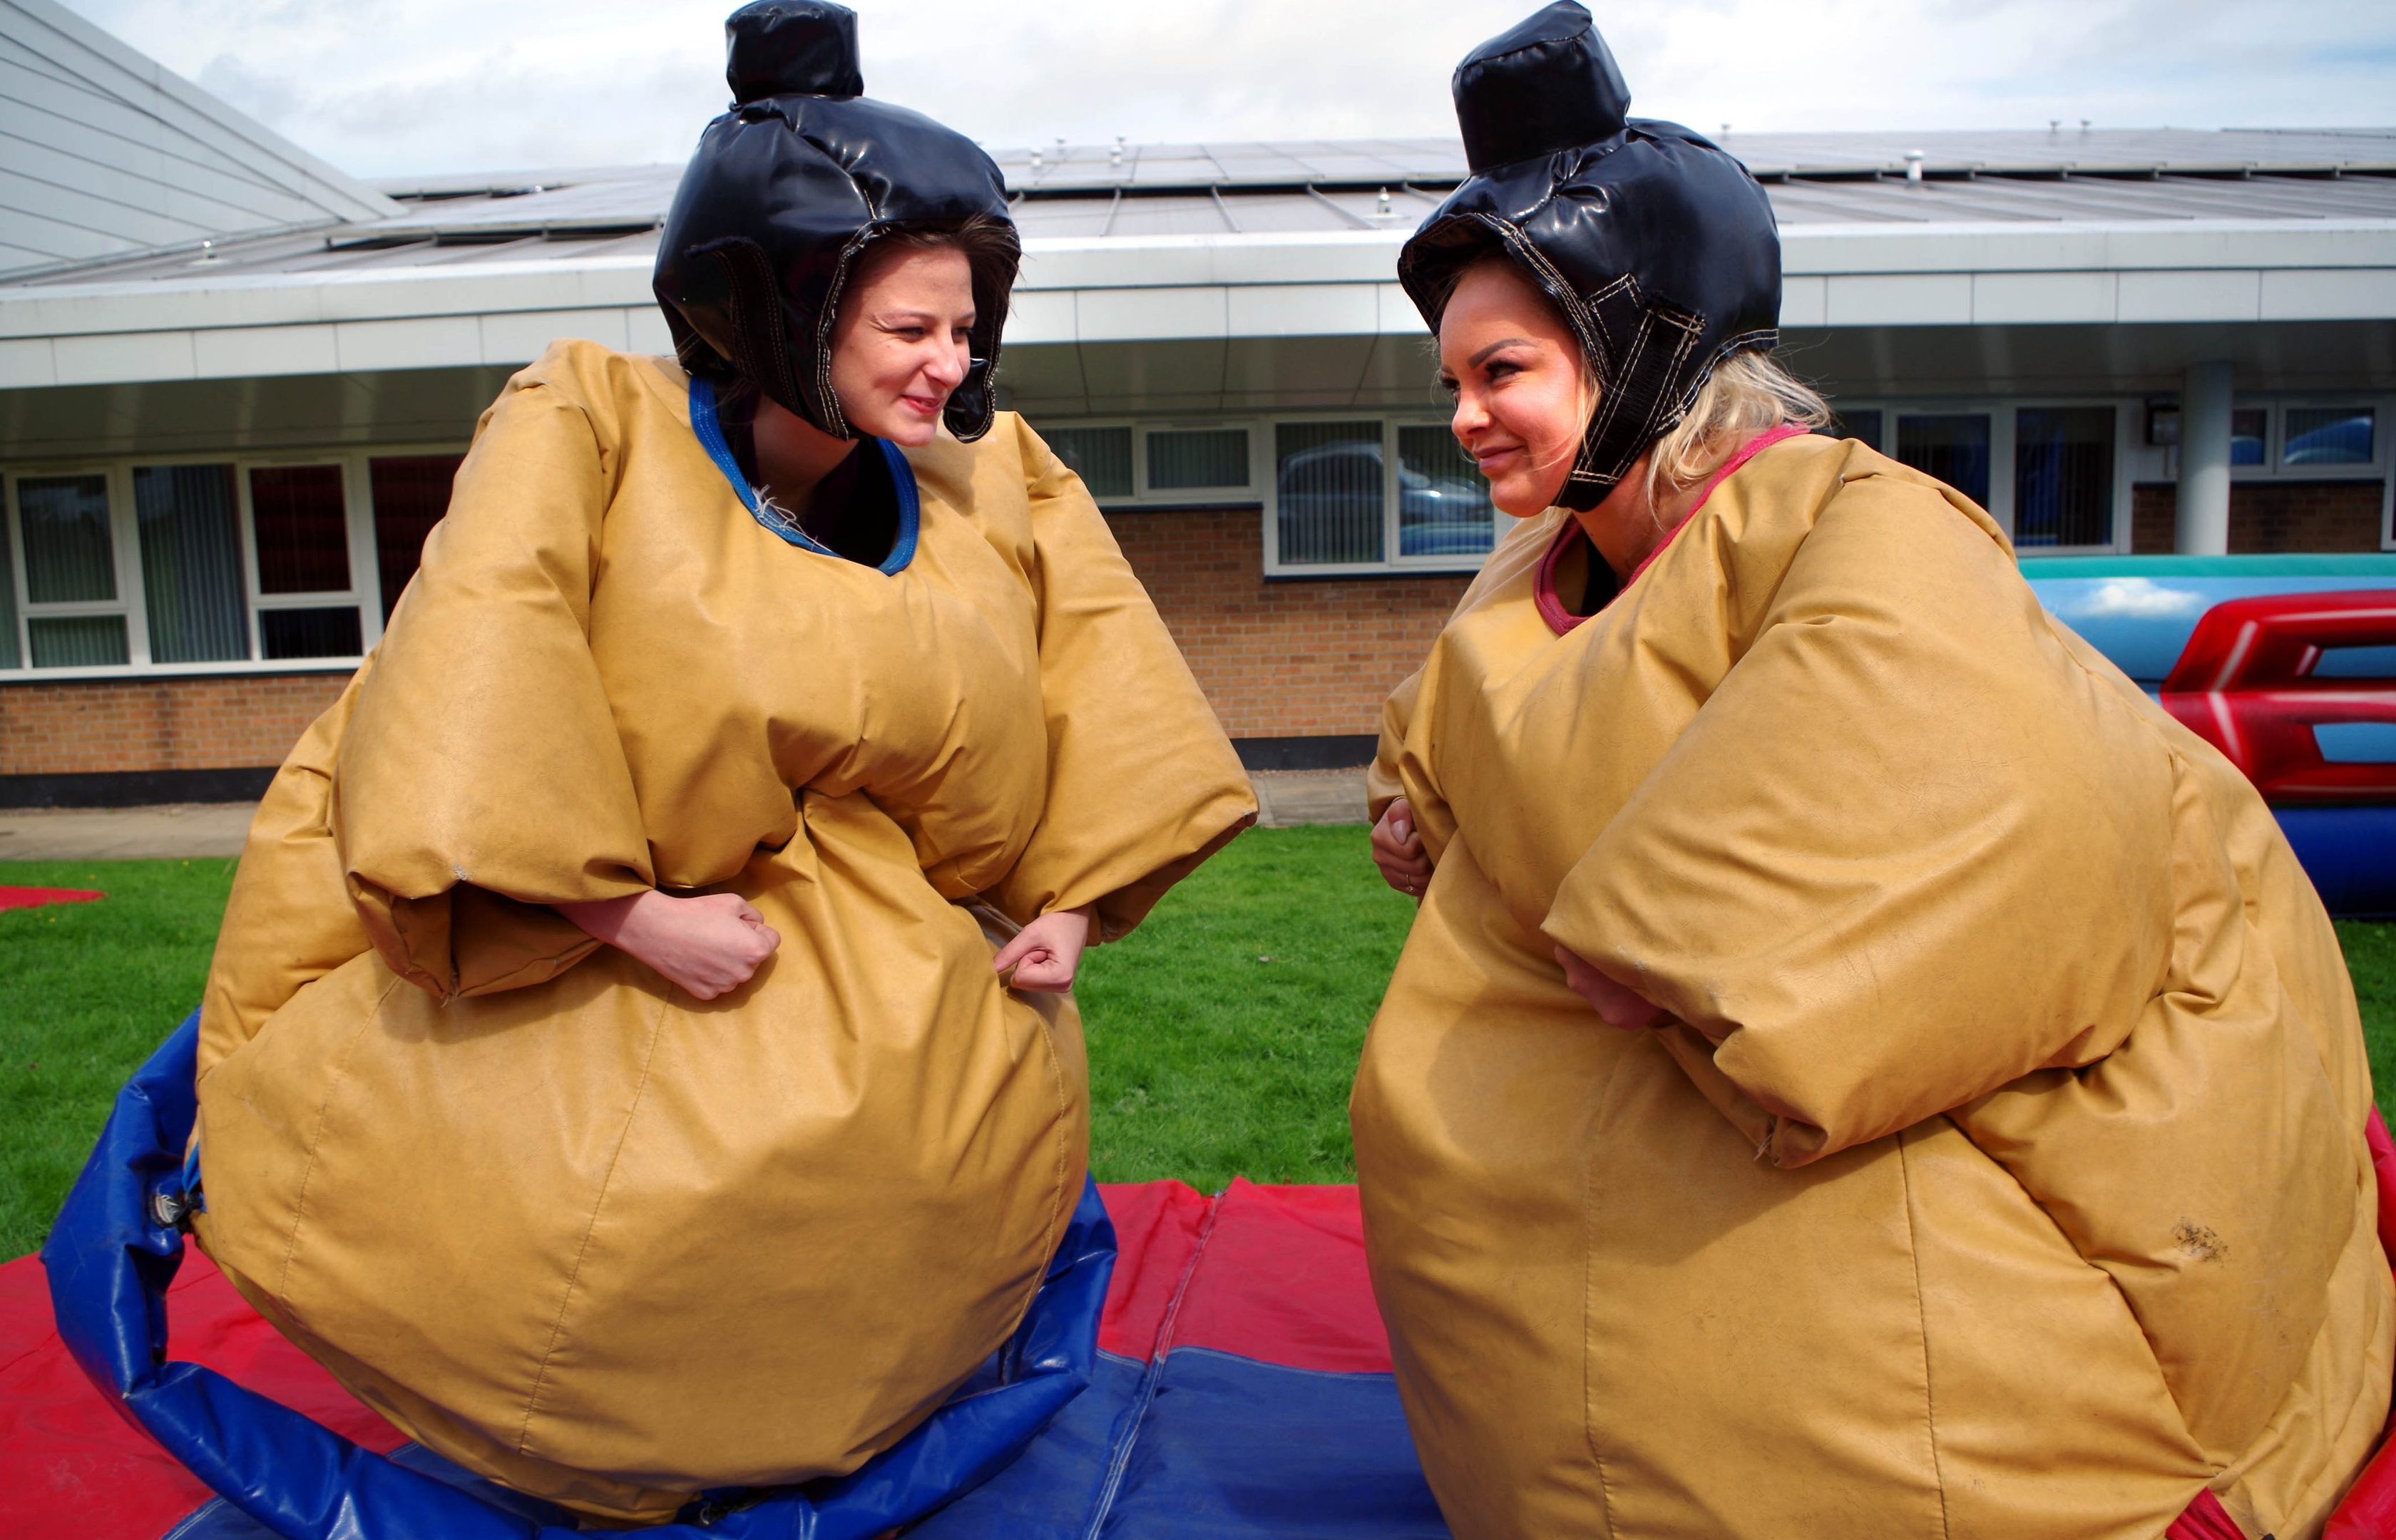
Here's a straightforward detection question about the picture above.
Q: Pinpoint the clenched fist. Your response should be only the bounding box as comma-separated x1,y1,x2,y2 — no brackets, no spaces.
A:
1371,796,1433,898
558,890,780,1002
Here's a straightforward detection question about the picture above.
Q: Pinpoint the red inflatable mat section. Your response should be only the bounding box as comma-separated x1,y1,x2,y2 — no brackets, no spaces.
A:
0,885,103,912
10,1161,2396,1539
0,1179,1396,1540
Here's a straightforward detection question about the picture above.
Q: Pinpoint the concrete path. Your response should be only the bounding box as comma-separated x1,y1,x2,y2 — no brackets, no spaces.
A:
0,769,1373,863
1250,769,1371,828
0,803,256,862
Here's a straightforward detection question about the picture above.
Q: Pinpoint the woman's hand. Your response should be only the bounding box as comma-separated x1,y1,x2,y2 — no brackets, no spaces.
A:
993,905,1094,993
1371,796,1433,898
557,890,779,1002
1555,946,1671,1031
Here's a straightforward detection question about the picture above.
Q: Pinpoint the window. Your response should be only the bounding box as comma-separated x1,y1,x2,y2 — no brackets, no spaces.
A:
1395,426,1495,558
250,465,352,595
1045,426,1134,499
1833,397,2131,553
14,473,128,667
2284,406,2375,468
1042,423,1257,506
1147,428,1249,491
369,455,462,620
1895,414,1992,508
247,464,362,660
2012,407,2114,549
261,607,364,659
1,444,459,678
0,522,15,669
2231,408,2268,468
1821,409,1883,450
1276,422,1386,565
134,465,248,664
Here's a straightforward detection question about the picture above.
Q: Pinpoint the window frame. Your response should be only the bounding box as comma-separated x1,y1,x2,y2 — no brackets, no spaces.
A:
1831,396,2138,557
4,462,142,669
1260,411,1496,578
1043,419,1264,508
0,441,465,682
2157,394,2396,552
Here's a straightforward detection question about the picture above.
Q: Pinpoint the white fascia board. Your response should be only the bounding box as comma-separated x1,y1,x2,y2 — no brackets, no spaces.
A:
2,219,2394,388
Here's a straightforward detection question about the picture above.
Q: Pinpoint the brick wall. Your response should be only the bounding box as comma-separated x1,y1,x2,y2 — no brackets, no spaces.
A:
2130,481,2389,554
0,672,347,778
1106,507,1466,739
0,508,1456,781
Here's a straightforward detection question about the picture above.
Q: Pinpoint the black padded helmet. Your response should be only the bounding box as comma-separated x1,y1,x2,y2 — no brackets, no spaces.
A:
653,0,1018,443
1398,2,1781,509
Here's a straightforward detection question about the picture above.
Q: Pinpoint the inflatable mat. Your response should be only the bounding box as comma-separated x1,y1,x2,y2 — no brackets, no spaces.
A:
2,1015,1445,1539
11,1016,2396,1536
2021,554,2396,918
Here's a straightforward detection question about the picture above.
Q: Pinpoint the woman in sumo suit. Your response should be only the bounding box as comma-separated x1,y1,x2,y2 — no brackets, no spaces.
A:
1356,6,2390,1536
187,1,1253,1523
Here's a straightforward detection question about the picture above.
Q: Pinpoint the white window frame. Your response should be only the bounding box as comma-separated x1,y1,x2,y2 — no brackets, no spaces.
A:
1137,421,1259,503
1044,419,1264,508
1259,412,1495,578
233,452,380,662
1835,396,2138,557
0,441,466,682
3,462,142,669
2154,394,2395,552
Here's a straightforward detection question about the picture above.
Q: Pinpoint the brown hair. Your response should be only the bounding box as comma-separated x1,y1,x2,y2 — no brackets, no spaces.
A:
849,210,1020,317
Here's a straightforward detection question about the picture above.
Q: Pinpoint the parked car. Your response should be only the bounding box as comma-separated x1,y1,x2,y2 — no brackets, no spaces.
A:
1276,439,1493,563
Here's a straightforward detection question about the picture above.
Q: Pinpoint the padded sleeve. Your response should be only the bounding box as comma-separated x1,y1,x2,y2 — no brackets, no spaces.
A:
988,419,1256,942
332,367,653,1000
1541,478,2178,1166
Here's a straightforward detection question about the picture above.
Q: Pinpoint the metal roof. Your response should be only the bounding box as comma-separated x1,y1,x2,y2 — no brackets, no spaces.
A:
990,128,2396,191
0,0,398,279
9,129,2395,290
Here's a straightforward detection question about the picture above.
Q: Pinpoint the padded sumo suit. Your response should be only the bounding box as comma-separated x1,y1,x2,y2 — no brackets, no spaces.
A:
188,5,1254,1524
1352,7,2393,1537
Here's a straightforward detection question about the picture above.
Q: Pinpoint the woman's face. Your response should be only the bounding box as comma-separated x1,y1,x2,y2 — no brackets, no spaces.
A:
1438,259,1590,518
827,243,975,447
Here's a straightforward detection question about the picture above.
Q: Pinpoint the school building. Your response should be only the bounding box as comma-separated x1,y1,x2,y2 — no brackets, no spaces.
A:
3,0,2393,803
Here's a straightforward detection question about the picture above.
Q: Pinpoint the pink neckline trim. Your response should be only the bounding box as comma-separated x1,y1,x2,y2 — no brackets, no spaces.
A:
1532,423,1813,636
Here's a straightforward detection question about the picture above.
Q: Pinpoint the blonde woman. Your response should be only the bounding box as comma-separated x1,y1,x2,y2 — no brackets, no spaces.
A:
1356,6,2390,1537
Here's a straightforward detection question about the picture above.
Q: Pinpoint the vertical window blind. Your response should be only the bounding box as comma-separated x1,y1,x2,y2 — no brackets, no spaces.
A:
249,466,352,594
16,473,128,667
1275,422,1384,565
1895,414,1992,508
368,456,462,620
2012,407,2114,548
1045,426,1134,499
1147,428,1249,491
0,520,16,669
134,464,249,663
1395,426,1495,558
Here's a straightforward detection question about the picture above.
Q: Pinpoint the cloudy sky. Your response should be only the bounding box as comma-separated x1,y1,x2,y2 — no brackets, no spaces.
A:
58,0,2396,180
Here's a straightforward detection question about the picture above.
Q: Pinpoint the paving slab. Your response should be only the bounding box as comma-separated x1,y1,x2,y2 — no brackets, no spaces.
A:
1251,769,1371,828
0,803,257,863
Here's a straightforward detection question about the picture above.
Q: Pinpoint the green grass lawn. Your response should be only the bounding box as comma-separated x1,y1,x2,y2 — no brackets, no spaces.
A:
4,834,2395,1260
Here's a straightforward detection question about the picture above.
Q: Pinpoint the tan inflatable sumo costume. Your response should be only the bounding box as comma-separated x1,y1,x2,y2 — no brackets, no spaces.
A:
187,3,1253,1522
1353,6,2392,1535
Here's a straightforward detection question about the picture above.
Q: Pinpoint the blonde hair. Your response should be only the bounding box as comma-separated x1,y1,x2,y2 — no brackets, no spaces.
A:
1642,349,1831,503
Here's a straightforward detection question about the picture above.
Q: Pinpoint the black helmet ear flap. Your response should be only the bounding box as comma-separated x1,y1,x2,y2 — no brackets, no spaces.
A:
706,237,840,434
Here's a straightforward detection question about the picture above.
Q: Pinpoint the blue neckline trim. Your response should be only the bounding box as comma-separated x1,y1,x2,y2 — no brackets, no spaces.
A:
687,374,920,575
